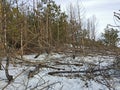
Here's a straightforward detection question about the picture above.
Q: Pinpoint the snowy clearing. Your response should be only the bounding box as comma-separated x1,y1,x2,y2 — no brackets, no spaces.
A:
0,53,120,90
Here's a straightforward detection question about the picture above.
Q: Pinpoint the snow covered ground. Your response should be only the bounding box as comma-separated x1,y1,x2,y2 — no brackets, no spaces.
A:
0,53,120,90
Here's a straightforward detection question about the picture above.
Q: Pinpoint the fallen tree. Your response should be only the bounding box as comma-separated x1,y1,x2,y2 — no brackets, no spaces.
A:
48,68,112,75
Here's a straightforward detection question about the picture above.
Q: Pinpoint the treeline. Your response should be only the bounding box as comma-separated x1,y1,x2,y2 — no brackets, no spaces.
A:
0,0,119,56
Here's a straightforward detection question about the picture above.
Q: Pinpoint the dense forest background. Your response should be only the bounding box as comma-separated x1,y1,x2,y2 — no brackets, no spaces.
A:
0,0,120,57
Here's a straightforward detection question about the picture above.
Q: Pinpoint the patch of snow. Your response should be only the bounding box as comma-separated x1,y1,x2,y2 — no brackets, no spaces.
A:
0,53,119,90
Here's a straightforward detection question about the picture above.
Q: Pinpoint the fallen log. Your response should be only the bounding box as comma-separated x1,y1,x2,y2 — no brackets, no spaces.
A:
48,68,112,75
28,64,65,78
54,61,83,66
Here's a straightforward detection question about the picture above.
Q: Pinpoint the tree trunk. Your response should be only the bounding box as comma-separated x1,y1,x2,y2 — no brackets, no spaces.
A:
0,59,1,70
2,0,13,82
5,57,13,83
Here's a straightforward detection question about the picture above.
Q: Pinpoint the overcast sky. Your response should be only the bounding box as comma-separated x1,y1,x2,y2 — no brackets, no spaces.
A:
55,0,120,36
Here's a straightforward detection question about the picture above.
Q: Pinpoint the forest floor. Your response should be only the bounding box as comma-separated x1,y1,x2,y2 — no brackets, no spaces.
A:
0,53,120,90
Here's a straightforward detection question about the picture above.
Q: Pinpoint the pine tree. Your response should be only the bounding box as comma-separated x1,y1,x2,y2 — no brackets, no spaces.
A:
102,27,119,47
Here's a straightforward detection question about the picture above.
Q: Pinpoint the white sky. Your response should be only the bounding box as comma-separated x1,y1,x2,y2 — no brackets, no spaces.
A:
55,0,120,36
